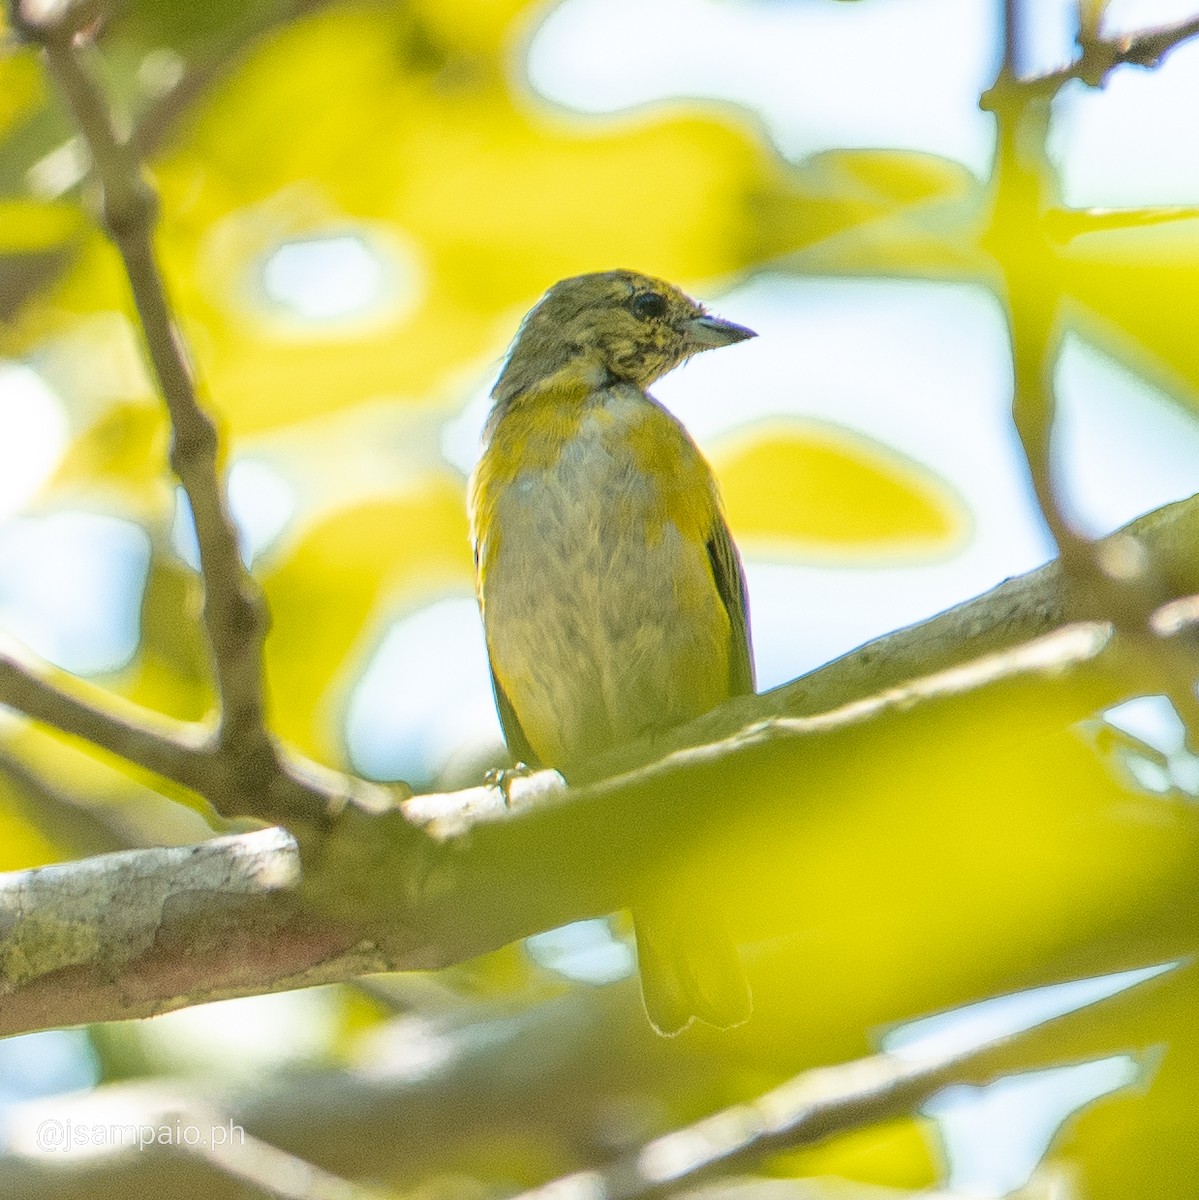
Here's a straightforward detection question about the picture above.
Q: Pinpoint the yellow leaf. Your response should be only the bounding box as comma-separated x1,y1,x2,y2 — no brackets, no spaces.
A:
0,787,64,870
713,419,968,561
0,55,43,140
0,199,81,253
50,401,170,512
1065,222,1199,403
770,1117,939,1191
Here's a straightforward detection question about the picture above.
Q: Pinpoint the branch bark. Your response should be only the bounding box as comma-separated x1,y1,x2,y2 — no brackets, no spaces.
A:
0,827,389,1034
0,641,380,837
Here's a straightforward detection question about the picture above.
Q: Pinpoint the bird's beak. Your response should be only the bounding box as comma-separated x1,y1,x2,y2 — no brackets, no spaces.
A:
686,314,758,348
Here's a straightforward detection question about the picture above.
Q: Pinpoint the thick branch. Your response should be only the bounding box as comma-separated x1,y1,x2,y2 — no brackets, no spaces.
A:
0,0,1194,1121
574,493,1199,783
1,493,1198,1035
981,0,1199,741
0,828,390,1034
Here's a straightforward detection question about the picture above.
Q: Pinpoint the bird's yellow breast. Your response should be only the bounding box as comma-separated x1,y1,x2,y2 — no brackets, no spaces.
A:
469,377,731,767
470,372,717,574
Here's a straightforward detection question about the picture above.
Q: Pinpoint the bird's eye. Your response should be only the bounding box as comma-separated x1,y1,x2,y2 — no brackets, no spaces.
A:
631,292,667,320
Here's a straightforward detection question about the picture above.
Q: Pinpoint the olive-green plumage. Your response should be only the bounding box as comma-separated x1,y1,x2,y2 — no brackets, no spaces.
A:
469,269,756,1034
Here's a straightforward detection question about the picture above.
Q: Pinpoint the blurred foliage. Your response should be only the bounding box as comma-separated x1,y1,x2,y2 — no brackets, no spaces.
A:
0,0,1198,1197
771,1121,938,1192
713,419,968,562
0,0,977,777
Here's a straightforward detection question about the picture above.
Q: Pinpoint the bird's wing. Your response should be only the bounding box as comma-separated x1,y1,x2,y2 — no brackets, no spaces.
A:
706,514,756,697
489,663,541,768
475,532,542,768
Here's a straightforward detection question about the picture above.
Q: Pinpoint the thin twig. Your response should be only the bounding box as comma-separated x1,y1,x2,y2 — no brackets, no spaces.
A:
1073,13,1199,85
984,0,1082,566
1046,205,1199,240
510,1025,1153,1200
0,511,1196,1034
11,5,276,783
0,647,211,793
982,9,1199,99
177,1102,398,1200
1002,0,1021,75
982,0,1199,746
1077,0,1104,47
0,645,352,835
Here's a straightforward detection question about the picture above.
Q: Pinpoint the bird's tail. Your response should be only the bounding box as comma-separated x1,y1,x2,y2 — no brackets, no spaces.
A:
633,901,752,1036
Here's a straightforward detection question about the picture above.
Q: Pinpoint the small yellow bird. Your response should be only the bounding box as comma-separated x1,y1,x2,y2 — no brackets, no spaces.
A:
469,269,756,1034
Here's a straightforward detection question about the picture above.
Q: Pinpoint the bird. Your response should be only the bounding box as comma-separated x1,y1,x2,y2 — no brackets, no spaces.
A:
469,268,757,1034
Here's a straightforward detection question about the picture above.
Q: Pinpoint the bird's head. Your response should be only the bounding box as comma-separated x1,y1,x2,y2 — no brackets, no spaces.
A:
492,269,756,403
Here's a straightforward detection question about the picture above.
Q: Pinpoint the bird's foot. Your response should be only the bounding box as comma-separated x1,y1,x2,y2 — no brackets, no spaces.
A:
484,762,533,807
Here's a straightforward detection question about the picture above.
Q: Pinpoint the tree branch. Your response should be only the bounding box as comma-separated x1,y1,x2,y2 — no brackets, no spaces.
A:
511,1031,1150,1200
4,927,1185,1200
982,9,1199,98
0,638,393,841
133,0,339,159
1046,206,1199,241
1,0,1197,1073
1,492,1198,1037
0,827,391,1034
981,0,1199,744
0,644,212,793
576,492,1199,782
9,1,276,784
0,984,696,1196
1072,13,1199,85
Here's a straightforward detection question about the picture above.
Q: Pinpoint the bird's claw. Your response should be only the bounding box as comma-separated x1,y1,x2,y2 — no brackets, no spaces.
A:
484,762,533,807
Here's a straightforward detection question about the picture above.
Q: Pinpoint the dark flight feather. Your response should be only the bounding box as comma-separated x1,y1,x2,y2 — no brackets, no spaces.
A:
490,669,540,768
706,518,755,698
